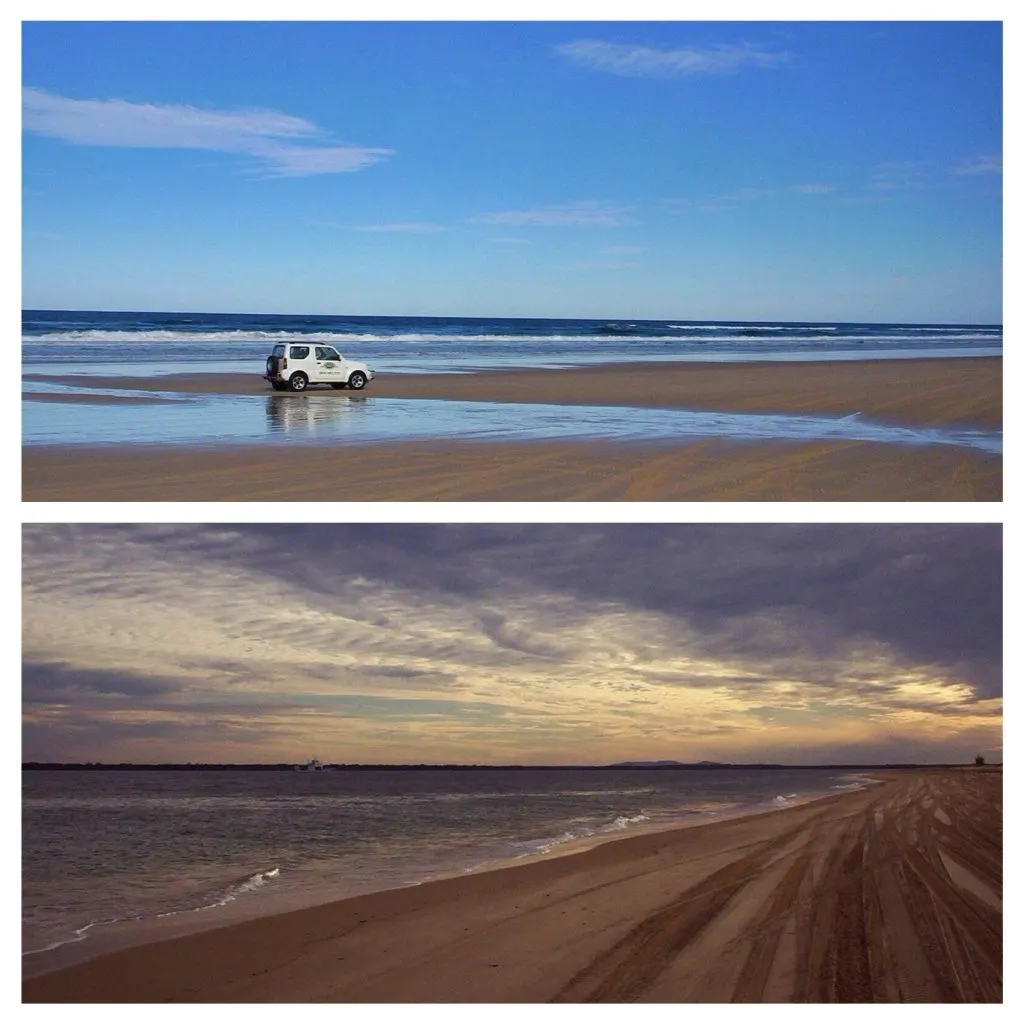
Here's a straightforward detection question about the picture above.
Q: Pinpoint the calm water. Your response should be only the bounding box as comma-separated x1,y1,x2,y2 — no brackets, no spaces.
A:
23,310,1002,376
20,388,1002,453
23,767,871,972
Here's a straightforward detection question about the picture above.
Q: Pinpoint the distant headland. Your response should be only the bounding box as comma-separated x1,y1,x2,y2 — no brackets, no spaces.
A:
20,760,991,772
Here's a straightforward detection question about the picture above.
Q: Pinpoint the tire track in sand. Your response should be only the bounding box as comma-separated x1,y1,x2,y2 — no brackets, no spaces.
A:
551,772,1001,1003
551,812,827,1002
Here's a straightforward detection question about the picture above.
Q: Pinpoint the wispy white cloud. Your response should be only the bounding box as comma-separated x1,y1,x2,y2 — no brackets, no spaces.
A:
730,187,777,200
555,40,792,78
659,198,691,213
250,144,392,177
472,201,640,228
663,183,837,212
789,183,836,195
353,222,446,233
22,87,393,178
868,161,930,190
953,155,1002,176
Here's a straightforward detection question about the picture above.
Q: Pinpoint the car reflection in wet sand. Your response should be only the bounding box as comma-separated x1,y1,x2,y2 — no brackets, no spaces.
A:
22,390,1001,454
265,393,370,436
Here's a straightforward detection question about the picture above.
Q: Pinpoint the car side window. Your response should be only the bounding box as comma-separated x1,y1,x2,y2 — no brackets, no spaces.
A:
314,346,332,361
290,346,310,360
322,347,341,361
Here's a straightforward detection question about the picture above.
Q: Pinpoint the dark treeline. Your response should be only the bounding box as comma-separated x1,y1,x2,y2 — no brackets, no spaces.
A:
21,761,982,772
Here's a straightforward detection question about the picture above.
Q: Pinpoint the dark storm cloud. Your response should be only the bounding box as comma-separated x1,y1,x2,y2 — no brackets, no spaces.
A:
366,666,455,681
22,713,291,762
20,661,433,722
24,524,1002,700
22,661,183,702
478,610,573,660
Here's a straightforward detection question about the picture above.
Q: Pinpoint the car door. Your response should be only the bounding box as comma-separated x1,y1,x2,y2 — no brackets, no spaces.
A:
314,346,345,383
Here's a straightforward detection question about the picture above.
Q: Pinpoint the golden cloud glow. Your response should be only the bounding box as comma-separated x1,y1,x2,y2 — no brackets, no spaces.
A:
22,526,1002,764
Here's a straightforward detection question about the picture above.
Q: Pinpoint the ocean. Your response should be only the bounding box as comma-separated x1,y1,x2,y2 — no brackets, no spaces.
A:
22,310,1002,376
22,766,873,974
21,311,1003,450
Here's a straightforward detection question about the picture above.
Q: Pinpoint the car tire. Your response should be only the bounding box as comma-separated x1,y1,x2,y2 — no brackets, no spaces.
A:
289,372,309,392
271,381,288,391
266,356,278,376
348,371,367,390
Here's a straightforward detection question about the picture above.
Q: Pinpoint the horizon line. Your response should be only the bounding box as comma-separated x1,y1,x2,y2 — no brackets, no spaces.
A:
21,760,999,770
20,308,1004,328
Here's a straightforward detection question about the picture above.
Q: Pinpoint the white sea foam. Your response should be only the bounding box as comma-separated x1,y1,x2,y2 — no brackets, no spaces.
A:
24,868,283,960
23,920,107,957
772,793,800,807
214,867,281,904
150,867,283,920
534,830,581,854
23,328,1001,346
517,810,652,856
24,329,680,345
667,324,840,332
830,774,880,792
603,813,649,830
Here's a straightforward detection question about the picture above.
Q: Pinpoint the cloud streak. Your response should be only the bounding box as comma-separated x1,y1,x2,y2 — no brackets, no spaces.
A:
471,201,639,228
953,155,1002,176
22,87,393,178
353,222,446,233
555,40,792,78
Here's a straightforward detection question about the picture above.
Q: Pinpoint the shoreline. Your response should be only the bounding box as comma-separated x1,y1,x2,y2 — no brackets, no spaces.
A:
24,355,1002,427
22,768,1001,1002
22,358,1002,500
20,779,866,977
23,776,862,978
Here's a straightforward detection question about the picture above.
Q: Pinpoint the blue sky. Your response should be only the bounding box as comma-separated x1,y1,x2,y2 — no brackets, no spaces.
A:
21,17,1002,321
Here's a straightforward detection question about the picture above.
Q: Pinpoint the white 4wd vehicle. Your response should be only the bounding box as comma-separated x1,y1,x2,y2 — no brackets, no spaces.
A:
265,343,376,392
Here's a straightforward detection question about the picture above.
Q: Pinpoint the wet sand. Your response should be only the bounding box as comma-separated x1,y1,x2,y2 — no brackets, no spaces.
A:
22,438,1001,501
26,356,1003,427
21,358,1002,501
23,768,1002,1003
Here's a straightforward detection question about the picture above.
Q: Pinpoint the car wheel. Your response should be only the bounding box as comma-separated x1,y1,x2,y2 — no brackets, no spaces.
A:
271,381,288,391
289,372,309,392
266,356,278,376
348,371,367,390
330,383,346,390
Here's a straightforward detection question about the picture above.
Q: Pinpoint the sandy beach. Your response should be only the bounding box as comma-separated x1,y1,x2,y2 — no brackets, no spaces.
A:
22,358,1002,501
23,768,1001,1003
21,437,1000,501
26,356,1003,425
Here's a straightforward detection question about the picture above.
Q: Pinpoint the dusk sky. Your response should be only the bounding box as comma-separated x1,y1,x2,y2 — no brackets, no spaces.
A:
22,524,1002,766
21,16,1002,322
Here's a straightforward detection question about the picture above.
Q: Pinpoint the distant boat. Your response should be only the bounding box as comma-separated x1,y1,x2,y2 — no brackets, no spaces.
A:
295,758,329,772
